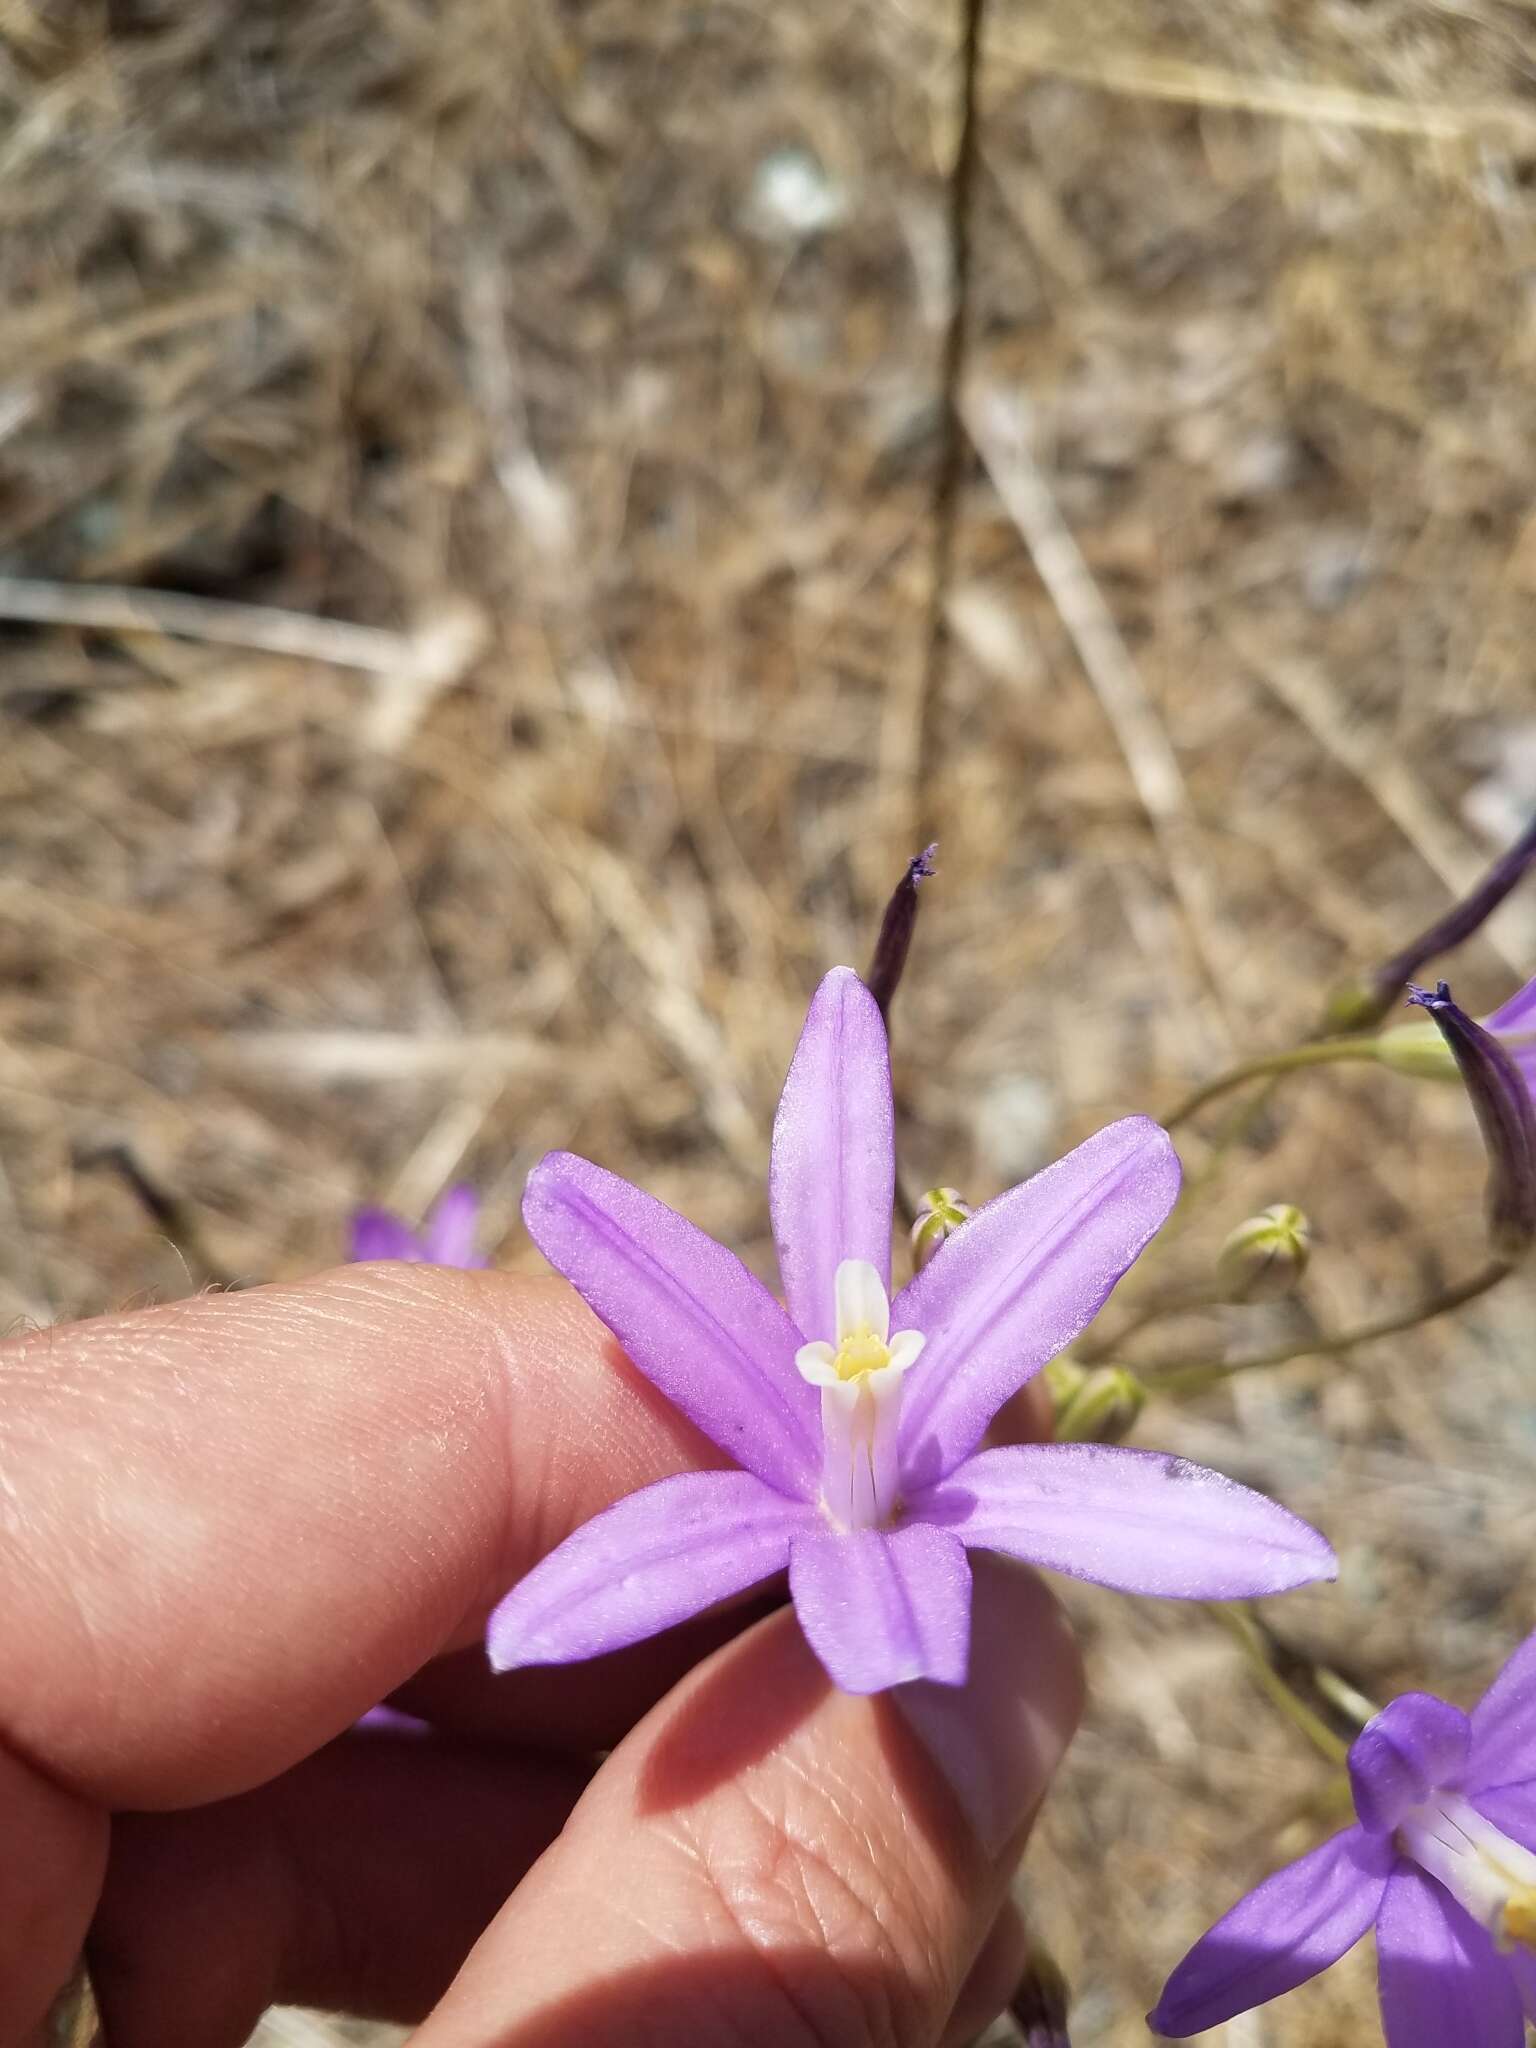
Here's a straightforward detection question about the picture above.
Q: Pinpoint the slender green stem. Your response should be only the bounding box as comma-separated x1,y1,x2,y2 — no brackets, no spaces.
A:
1142,1259,1513,1393
1206,1603,1351,1767
1163,1035,1382,1132
1076,1279,1225,1363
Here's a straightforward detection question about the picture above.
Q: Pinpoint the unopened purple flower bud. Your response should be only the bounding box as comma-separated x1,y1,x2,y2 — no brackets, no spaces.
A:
1328,811,1536,1030
865,843,938,1024
1407,980,1536,1262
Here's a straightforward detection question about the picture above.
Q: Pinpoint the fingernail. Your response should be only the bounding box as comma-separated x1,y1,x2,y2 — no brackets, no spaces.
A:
894,1556,1082,1858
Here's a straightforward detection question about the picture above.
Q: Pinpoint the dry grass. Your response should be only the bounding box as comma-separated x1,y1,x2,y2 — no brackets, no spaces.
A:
4,1,1536,2042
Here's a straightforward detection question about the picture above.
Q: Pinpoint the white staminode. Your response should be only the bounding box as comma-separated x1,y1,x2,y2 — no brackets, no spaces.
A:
795,1259,924,1530
1398,1792,1536,1953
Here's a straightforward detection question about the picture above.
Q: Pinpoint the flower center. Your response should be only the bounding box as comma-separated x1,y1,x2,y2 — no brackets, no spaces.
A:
832,1327,894,1381
1397,1792,1536,1954
794,1258,924,1531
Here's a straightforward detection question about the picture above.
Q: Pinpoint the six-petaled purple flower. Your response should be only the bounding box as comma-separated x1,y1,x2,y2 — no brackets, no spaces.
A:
1152,1630,1536,2045
349,1183,487,1268
486,968,1336,1696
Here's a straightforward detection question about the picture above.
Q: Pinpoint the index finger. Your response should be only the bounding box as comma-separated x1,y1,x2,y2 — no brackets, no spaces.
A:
0,1266,719,1808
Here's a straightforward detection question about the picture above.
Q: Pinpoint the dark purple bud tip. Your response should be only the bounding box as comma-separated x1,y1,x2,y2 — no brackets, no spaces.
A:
866,844,939,1025
1408,979,1536,1263
1406,980,1454,1013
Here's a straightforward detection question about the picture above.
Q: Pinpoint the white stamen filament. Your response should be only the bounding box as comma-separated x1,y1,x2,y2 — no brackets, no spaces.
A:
795,1259,924,1531
1397,1792,1536,1953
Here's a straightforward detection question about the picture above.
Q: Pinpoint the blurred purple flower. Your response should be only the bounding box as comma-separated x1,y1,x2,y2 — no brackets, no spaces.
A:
487,968,1334,1696
1152,1632,1536,2045
349,1184,487,1268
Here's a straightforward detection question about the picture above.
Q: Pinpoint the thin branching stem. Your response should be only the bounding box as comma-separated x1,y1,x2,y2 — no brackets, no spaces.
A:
1140,1259,1513,1392
1162,1035,1382,1131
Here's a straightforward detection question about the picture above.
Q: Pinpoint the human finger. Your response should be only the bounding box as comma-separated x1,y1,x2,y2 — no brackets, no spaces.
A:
83,1727,588,2048
0,1266,721,1809
408,1555,1082,2048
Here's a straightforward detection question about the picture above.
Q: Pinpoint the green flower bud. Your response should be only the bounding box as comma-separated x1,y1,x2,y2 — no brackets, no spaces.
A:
910,1185,972,1271
1217,1203,1312,1301
1375,1019,1459,1081
1053,1363,1147,1444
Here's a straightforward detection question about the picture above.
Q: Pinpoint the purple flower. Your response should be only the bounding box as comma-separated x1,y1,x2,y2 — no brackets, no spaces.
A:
487,970,1334,1695
1489,973,1536,1100
1152,1631,1536,2044
349,1183,487,1268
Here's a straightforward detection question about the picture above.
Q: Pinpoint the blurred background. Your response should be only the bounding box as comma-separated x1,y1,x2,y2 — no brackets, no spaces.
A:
4,2,1536,2042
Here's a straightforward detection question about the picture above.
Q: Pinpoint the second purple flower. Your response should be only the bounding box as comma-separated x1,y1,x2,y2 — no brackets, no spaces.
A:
488,967,1335,1695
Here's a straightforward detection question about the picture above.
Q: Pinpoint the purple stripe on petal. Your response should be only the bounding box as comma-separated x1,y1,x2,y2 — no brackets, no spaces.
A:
349,1208,426,1262
1149,1826,1392,2037
486,1470,808,1672
788,1521,972,1695
1375,1868,1524,2048
893,1118,1181,1489
1467,1628,1536,1796
523,1151,820,1498
913,1443,1336,1598
422,1183,486,1268
1349,1694,1474,1836
770,967,895,1344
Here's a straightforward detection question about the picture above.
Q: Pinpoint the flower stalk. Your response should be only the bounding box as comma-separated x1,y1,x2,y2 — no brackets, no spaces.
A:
1325,808,1536,1031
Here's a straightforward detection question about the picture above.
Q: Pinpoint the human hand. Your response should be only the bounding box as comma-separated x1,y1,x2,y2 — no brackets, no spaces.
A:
0,1266,1081,2048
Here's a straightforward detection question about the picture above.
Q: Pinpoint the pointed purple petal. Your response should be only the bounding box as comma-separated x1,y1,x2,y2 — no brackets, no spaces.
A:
770,967,895,1343
914,1443,1336,1598
1489,976,1536,1100
1467,1628,1536,1795
892,1118,1181,1488
487,1470,808,1672
1488,973,1536,1039
1348,1694,1473,1835
523,1151,820,1497
788,1521,972,1695
349,1207,425,1262
1149,1826,1392,2037
422,1183,485,1268
1375,1868,1524,2048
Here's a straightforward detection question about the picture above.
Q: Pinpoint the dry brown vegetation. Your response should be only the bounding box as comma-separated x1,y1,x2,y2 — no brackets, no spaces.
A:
4,2,1536,2042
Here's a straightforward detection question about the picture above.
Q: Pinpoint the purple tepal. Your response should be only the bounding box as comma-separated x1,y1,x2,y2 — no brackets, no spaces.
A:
349,1183,487,1268
488,968,1335,1696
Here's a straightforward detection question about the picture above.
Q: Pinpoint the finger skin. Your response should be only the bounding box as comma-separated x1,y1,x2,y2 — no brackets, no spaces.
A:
939,1901,1031,2048
0,1744,106,2045
0,1267,719,1806
409,1558,1083,2048
85,1730,589,2048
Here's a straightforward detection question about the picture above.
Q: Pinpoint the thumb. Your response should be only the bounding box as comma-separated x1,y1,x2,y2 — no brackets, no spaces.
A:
410,1555,1082,2048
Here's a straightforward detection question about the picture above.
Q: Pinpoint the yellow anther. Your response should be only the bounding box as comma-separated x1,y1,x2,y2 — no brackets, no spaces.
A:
1502,1888,1536,1953
833,1330,893,1382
